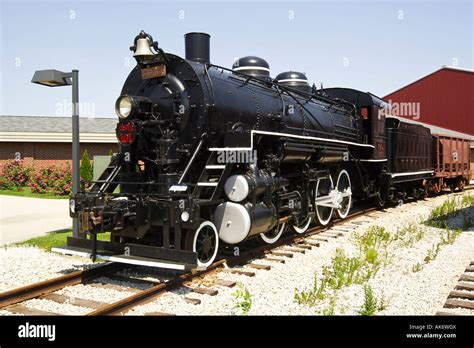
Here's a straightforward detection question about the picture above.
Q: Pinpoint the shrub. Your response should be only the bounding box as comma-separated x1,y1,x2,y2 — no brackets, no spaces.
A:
80,150,93,183
0,160,34,190
30,165,72,196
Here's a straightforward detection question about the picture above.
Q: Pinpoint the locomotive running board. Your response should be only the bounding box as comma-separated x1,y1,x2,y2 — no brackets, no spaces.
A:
52,246,192,271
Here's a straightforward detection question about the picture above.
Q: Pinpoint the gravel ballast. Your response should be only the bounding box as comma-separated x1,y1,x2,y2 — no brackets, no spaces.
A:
1,191,473,316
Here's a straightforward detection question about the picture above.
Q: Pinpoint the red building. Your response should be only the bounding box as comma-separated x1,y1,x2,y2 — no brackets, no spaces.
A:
384,66,473,135
384,66,474,181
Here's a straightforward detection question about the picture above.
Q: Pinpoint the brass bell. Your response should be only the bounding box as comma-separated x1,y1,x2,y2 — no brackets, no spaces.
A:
134,37,154,58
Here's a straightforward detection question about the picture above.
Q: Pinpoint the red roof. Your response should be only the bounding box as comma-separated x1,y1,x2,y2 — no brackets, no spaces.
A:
384,66,474,136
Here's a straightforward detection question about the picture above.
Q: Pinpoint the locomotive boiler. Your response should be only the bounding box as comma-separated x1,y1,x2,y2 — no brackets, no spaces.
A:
60,30,391,269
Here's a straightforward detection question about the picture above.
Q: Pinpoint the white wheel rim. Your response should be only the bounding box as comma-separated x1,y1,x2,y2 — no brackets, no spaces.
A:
292,217,312,234
260,223,286,244
315,175,334,226
193,221,219,268
336,169,352,219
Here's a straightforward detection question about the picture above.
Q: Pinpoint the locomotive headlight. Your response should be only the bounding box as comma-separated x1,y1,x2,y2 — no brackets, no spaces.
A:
115,96,133,119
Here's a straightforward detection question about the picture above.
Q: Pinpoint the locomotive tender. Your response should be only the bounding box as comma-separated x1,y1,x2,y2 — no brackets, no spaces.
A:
57,31,469,269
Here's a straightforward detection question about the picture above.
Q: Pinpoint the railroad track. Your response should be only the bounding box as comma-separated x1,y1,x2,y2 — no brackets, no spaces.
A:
436,260,474,316
0,205,378,316
1,188,472,316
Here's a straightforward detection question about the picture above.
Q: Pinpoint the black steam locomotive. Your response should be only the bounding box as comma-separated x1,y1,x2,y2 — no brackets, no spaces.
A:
61,31,435,269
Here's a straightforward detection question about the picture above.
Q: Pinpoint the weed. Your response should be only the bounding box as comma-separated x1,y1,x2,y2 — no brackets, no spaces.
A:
231,283,252,315
359,285,378,316
324,249,365,289
412,263,424,272
427,194,474,228
322,297,336,316
294,274,327,306
378,291,388,311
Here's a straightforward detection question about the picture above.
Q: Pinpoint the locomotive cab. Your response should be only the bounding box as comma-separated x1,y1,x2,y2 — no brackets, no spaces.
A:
321,88,388,160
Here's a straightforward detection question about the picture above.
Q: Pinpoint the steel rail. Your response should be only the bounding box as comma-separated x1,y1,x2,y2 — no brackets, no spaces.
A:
87,260,226,316
1,187,471,315
0,262,120,309
87,206,377,316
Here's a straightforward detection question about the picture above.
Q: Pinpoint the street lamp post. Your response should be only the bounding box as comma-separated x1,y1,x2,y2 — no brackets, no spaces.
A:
31,69,81,237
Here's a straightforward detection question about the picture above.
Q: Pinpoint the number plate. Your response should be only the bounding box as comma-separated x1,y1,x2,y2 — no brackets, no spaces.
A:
141,64,166,79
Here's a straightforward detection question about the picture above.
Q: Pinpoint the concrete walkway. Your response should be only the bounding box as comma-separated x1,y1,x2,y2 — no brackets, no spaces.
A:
0,195,71,246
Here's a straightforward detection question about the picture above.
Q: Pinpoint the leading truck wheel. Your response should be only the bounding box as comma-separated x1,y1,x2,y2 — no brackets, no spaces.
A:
335,169,352,219
185,221,219,268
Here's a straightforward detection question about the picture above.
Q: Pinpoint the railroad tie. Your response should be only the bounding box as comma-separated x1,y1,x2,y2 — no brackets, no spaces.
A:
191,287,218,296
269,250,293,258
214,279,237,287
448,290,474,300
459,274,474,282
39,293,106,309
308,236,329,242
330,228,351,233
264,257,286,264
455,282,474,291
88,282,141,293
225,269,256,277
7,305,61,316
435,311,463,316
443,299,474,310
184,297,201,305
248,263,271,271
301,240,320,247
292,244,312,250
319,232,339,238
283,247,305,253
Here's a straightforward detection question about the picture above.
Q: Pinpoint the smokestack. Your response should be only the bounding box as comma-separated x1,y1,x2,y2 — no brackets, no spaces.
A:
184,32,210,64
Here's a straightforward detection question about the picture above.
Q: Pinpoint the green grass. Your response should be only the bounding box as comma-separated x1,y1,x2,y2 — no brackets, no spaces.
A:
0,187,69,199
16,229,111,251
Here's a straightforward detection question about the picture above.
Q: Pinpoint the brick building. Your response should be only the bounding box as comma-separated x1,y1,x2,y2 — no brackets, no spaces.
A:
0,116,117,172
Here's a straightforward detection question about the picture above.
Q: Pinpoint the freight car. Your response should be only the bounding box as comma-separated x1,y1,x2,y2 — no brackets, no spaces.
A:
431,135,471,192
54,31,469,270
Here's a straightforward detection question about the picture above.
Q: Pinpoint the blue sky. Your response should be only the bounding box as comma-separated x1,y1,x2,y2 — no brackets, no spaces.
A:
1,0,472,117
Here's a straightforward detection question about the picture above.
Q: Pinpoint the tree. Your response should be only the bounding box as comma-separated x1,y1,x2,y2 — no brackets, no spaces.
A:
80,150,93,182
